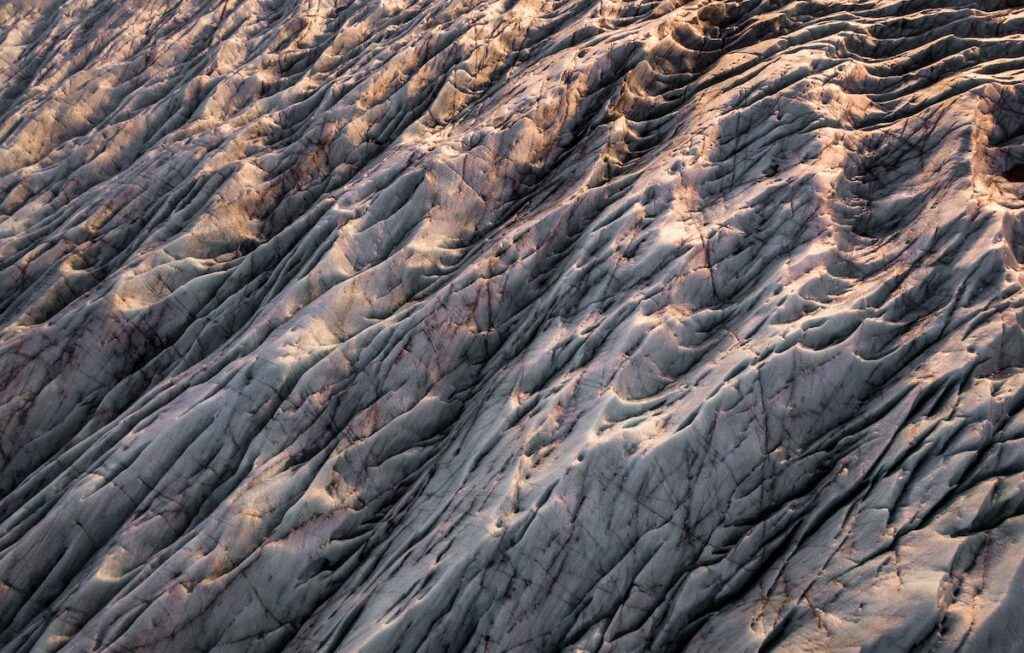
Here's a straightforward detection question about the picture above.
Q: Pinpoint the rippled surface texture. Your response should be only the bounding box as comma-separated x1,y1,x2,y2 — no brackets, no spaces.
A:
4,0,1024,650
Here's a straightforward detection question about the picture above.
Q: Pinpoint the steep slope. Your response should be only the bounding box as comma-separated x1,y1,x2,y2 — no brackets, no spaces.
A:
3,0,1024,650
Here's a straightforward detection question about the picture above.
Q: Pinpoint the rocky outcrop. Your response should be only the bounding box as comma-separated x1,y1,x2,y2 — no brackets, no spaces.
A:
3,0,1024,650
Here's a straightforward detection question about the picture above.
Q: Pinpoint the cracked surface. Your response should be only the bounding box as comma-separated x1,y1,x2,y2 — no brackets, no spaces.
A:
3,0,1024,650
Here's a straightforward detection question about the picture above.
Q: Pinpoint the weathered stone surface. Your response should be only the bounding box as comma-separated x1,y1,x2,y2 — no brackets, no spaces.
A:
3,0,1024,650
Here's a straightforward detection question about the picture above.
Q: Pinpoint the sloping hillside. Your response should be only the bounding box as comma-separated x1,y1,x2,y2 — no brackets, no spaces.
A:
3,0,1024,650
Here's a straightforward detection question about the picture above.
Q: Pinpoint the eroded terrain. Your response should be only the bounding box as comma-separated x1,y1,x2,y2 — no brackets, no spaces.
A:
3,0,1024,650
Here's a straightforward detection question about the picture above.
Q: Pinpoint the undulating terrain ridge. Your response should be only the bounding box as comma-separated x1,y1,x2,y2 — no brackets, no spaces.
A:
4,0,1024,650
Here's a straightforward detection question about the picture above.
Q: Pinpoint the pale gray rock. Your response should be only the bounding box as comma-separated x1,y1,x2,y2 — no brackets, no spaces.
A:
2,0,1024,651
